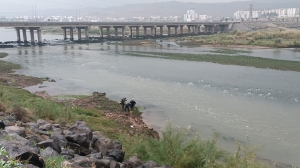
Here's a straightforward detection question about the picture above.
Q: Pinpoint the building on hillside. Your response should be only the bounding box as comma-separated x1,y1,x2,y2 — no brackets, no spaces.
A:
184,10,198,22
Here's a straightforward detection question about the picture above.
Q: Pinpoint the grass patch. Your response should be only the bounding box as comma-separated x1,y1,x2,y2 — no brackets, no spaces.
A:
125,51,300,72
0,84,124,139
0,52,9,58
44,156,66,168
209,49,253,55
120,122,267,168
0,60,21,73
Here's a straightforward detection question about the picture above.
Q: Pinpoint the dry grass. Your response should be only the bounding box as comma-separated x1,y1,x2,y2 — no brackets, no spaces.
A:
11,106,32,123
0,101,6,112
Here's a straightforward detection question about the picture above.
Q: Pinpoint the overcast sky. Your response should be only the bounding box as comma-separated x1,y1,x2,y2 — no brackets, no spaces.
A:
1,0,246,13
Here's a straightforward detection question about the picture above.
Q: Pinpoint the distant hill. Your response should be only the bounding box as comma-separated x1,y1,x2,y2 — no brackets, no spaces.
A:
3,1,300,18
85,0,300,18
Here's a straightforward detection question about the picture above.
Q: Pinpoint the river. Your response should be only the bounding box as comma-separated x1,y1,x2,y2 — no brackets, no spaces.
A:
1,28,300,166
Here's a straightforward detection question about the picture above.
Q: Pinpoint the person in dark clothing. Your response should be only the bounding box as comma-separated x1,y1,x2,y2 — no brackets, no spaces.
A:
120,98,127,111
130,99,136,111
124,102,131,112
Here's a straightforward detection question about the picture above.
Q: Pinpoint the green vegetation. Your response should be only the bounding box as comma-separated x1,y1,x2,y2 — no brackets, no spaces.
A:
0,60,21,73
208,49,252,55
121,123,267,168
44,156,66,168
125,51,300,72
0,52,9,58
179,29,300,48
0,147,21,168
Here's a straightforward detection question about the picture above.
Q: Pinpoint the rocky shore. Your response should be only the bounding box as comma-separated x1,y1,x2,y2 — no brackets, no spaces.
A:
0,115,167,168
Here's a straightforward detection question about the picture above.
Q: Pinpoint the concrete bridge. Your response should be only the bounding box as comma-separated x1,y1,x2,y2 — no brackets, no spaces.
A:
0,21,236,44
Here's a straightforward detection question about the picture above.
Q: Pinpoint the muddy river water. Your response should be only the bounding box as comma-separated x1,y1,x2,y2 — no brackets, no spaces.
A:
1,28,300,166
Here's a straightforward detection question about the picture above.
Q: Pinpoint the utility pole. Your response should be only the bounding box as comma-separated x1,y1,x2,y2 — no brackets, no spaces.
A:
250,4,253,22
35,4,37,22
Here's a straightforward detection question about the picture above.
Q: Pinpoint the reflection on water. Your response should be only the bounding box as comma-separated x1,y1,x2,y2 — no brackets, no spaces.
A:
1,29,300,166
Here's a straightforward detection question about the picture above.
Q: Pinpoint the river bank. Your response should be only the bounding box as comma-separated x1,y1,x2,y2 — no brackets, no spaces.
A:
1,51,286,167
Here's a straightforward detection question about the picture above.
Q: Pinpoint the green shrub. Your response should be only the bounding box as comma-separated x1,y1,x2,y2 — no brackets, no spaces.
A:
226,35,235,40
274,38,282,44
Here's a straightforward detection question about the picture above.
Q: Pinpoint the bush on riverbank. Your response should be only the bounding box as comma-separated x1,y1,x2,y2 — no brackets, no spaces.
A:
180,29,300,48
121,123,267,168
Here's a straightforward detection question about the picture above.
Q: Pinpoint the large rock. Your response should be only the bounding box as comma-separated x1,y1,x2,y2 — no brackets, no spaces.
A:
66,142,91,156
67,156,98,167
0,141,44,168
36,138,61,154
128,156,143,168
93,137,122,155
61,148,75,160
40,147,59,159
21,164,40,168
63,121,93,149
5,126,25,136
51,134,68,148
106,149,125,163
38,124,52,131
143,161,159,168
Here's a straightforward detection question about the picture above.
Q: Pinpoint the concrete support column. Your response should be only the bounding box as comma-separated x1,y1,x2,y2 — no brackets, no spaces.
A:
174,26,178,35
85,28,89,41
154,27,157,36
194,26,198,34
122,27,125,39
37,29,42,44
114,27,118,38
129,27,133,38
106,27,110,38
136,27,139,38
63,28,67,40
99,27,103,38
77,28,82,41
150,27,154,37
180,25,184,34
168,26,171,36
22,28,27,42
160,26,163,35
70,28,74,40
188,26,191,34
144,27,147,36
30,29,34,44
16,28,21,42
212,26,215,34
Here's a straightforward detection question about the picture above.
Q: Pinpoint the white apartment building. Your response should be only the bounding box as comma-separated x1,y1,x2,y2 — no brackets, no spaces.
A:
184,10,198,22
234,8,300,20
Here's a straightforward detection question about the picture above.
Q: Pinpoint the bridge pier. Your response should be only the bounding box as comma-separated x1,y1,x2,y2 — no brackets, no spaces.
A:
37,28,42,44
188,26,191,34
174,26,178,35
30,29,34,44
77,28,82,41
180,25,184,35
63,28,67,40
70,28,74,40
15,28,21,42
143,27,147,36
150,26,154,37
22,28,27,43
159,26,163,36
136,26,140,38
100,27,103,38
85,27,89,41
